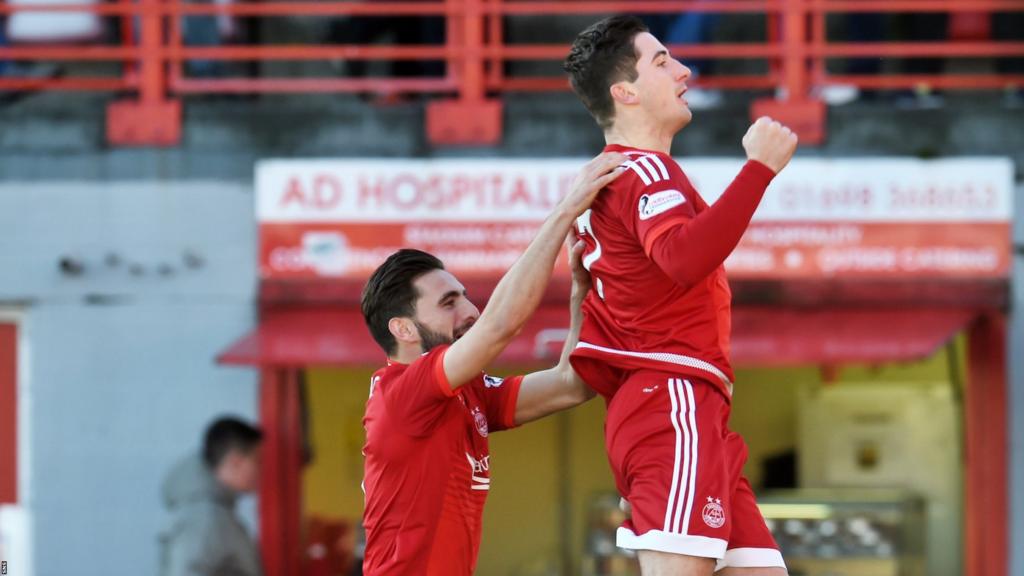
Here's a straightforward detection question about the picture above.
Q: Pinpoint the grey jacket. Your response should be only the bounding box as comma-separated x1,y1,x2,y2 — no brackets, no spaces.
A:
159,455,263,576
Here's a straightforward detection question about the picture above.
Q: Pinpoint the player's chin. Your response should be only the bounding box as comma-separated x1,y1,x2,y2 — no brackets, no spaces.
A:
670,108,692,132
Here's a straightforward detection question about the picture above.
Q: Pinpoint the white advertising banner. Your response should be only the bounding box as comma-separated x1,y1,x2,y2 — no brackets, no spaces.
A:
255,157,1014,281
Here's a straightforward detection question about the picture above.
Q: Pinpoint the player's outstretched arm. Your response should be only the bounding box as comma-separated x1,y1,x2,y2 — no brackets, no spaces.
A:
512,238,597,425
647,117,797,290
441,152,627,390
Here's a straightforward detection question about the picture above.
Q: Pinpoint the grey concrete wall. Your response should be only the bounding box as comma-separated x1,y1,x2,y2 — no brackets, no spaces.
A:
0,182,258,576
0,94,1022,182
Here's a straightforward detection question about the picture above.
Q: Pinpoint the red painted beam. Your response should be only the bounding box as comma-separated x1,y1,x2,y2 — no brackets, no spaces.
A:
0,78,131,91
811,41,1024,58
0,323,17,504
965,313,1009,576
825,74,1024,89
172,77,455,94
259,369,305,576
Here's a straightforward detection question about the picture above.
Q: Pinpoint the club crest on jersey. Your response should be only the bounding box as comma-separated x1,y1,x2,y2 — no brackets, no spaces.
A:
471,407,489,437
638,189,686,220
702,496,726,529
483,375,504,388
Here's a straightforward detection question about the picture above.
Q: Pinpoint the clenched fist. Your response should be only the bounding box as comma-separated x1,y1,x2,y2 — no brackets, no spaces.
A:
742,116,798,174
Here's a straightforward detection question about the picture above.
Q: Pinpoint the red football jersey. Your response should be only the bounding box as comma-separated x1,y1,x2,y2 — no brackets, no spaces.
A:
570,144,734,400
361,345,522,576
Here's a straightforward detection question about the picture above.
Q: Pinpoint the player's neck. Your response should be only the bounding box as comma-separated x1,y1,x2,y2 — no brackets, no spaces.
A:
389,345,423,366
604,120,674,155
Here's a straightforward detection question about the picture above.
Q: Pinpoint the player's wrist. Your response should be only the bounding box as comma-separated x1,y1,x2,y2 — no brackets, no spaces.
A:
547,205,579,230
570,278,589,302
742,158,779,180
570,289,587,306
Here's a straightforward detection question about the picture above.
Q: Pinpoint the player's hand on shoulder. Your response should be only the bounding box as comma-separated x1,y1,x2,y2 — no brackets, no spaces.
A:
558,151,628,217
742,116,798,174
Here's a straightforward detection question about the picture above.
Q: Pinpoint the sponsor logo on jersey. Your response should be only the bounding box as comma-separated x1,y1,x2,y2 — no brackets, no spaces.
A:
638,189,686,220
702,496,726,529
466,452,492,491
471,406,489,437
483,375,504,388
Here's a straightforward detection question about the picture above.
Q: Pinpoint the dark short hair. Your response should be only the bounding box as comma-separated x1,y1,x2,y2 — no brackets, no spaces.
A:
564,15,648,130
361,249,445,356
203,416,263,469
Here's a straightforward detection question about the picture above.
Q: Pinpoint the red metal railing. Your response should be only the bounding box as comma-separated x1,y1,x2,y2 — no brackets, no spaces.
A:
0,0,1021,145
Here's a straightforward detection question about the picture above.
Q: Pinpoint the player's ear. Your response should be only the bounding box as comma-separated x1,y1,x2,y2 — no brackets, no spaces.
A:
389,317,418,346
610,81,638,105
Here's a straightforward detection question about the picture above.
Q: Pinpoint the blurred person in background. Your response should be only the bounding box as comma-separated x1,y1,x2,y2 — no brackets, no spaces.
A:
181,0,236,77
817,9,950,107
0,14,7,76
992,8,1024,105
326,0,444,103
160,416,264,576
817,11,885,106
895,10,948,107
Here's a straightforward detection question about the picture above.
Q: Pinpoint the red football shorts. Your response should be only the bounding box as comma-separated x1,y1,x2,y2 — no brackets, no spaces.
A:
604,371,785,570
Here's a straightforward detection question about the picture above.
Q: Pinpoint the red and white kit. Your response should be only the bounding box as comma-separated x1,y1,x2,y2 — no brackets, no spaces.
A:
362,345,522,575
570,144,785,569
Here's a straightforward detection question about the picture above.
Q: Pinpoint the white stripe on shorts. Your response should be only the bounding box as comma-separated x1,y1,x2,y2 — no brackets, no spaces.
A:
665,378,699,535
664,378,686,533
682,379,699,534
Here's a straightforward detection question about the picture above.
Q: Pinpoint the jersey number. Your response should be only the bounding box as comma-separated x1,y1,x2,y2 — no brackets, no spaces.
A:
575,209,605,300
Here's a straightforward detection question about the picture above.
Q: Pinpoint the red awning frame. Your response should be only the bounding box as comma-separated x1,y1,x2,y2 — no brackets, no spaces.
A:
217,306,976,369
729,307,976,367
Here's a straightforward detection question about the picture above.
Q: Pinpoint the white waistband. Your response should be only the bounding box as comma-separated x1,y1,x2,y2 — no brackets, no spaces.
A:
576,341,733,395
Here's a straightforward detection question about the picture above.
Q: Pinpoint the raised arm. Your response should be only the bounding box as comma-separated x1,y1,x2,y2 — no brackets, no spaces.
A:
648,117,798,290
441,152,627,389
511,238,597,426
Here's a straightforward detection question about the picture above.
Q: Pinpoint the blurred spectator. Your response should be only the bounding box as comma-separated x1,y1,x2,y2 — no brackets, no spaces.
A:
159,416,264,576
180,0,236,77
327,1,444,102
818,12,885,105
895,11,948,107
992,9,1024,105
0,15,8,76
846,13,885,77
823,10,951,107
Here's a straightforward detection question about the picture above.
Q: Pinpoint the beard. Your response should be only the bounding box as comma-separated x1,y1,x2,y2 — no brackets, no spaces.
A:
414,321,455,353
